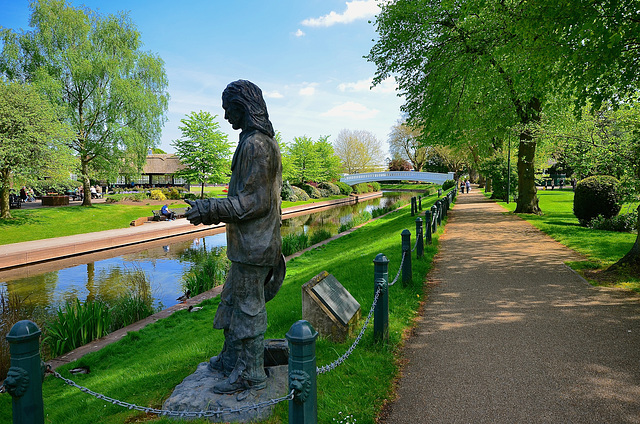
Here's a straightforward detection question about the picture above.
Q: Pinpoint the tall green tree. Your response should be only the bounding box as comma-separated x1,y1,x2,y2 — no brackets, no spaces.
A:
314,135,342,183
0,0,169,206
171,111,232,199
286,136,321,185
0,80,73,218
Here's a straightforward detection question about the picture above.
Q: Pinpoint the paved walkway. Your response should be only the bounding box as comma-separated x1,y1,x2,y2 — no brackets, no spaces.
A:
383,189,640,423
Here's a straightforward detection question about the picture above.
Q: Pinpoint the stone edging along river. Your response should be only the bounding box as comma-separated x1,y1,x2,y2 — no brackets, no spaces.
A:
0,192,383,272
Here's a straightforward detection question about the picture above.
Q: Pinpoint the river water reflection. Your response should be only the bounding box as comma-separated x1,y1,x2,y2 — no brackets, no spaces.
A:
0,192,415,313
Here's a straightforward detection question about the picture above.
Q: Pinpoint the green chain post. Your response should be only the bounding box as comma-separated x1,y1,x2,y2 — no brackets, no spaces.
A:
286,320,318,424
5,320,44,424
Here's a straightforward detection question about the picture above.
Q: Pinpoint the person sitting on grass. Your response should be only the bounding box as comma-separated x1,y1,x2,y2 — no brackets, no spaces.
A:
161,204,175,220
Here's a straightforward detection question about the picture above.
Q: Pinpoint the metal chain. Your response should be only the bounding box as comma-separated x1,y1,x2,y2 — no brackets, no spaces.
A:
317,286,382,375
50,370,293,418
388,251,405,287
411,234,419,252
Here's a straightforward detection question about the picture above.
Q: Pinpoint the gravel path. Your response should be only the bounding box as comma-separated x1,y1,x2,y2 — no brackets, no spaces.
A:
383,189,640,423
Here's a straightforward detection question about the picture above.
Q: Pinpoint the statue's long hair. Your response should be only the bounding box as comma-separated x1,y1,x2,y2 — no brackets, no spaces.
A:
222,80,275,137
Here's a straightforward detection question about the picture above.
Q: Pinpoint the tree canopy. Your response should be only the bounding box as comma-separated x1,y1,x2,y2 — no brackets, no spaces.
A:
0,0,169,206
0,80,74,218
282,135,342,185
172,111,232,199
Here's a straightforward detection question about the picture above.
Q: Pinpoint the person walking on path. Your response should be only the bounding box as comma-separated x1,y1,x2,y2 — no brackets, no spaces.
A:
382,189,640,423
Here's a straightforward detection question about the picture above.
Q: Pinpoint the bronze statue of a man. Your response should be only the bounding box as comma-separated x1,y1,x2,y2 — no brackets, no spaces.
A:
185,80,283,394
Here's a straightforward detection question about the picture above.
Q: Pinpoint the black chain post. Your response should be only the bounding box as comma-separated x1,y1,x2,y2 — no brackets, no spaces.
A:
416,217,424,258
373,254,389,343
424,210,432,245
401,229,412,286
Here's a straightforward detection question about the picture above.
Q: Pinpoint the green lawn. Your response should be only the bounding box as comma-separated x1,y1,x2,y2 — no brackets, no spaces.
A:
0,202,188,245
488,188,638,289
0,193,451,424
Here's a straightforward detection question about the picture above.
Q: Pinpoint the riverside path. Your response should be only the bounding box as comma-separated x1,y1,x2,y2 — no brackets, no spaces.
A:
383,188,640,423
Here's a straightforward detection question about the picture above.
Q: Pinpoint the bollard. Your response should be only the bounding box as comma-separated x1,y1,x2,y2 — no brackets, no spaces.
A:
410,197,416,216
418,196,422,211
5,320,44,424
401,229,412,286
436,200,442,226
287,320,318,424
431,204,438,233
424,210,432,245
373,254,389,343
415,217,424,258
438,188,442,197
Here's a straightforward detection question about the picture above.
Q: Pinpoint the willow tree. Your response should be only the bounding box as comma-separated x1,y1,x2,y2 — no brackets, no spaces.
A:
0,0,169,206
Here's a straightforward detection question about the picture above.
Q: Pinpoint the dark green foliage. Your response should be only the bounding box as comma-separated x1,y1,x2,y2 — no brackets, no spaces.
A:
442,179,455,191
181,247,230,296
318,181,341,196
309,229,333,245
300,183,322,199
281,180,296,201
480,155,518,201
370,181,381,191
590,209,638,233
335,181,353,195
573,175,621,225
183,192,197,201
352,183,370,194
44,299,112,357
281,232,310,256
291,186,310,201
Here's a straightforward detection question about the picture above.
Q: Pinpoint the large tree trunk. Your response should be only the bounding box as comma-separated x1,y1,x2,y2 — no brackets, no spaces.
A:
81,155,92,207
607,204,640,276
0,168,12,219
514,98,541,214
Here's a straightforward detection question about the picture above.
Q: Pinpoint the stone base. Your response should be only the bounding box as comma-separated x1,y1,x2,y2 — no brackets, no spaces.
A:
162,362,289,422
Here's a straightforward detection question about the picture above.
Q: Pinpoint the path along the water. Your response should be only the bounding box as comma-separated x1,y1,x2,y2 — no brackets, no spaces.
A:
383,188,640,423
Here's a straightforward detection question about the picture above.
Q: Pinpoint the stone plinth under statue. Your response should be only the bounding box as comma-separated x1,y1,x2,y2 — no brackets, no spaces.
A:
162,340,289,422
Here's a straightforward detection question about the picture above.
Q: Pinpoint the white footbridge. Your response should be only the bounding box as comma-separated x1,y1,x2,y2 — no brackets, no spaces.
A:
340,171,455,185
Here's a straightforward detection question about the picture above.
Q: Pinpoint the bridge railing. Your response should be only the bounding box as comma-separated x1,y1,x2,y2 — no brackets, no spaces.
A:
340,171,455,185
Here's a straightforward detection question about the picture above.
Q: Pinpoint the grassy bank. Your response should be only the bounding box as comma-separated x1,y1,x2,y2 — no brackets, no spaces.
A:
0,192,451,423
489,189,639,290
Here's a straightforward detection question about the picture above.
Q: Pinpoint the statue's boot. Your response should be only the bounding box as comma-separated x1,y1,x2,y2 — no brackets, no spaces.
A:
213,336,267,394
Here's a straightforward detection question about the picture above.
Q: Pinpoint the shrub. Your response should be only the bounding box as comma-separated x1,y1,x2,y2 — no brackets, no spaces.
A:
291,186,310,201
352,183,370,194
318,182,341,196
167,188,181,200
310,229,333,245
589,209,638,232
335,181,353,196
44,299,112,357
370,182,381,192
442,179,455,191
281,233,310,256
183,192,197,201
573,175,621,226
109,268,158,331
182,247,230,296
281,181,296,201
150,189,167,201
301,183,322,199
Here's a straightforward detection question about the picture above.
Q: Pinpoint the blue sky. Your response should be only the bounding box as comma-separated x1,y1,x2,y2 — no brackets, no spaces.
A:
1,0,403,155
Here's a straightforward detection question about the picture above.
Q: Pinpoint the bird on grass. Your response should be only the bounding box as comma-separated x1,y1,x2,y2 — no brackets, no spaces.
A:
188,305,203,312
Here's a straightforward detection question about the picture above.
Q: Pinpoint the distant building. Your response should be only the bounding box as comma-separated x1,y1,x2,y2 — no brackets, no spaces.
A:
115,154,186,186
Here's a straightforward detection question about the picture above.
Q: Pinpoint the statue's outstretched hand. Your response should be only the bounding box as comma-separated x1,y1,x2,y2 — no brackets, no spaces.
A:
184,199,203,226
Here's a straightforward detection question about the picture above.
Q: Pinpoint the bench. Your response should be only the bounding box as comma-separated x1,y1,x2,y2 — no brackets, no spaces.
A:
152,207,189,221
9,194,21,209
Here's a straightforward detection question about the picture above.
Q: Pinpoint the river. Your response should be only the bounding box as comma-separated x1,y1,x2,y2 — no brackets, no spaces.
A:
0,192,415,313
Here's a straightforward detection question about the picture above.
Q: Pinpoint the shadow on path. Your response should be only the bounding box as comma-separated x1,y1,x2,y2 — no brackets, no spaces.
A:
383,189,640,424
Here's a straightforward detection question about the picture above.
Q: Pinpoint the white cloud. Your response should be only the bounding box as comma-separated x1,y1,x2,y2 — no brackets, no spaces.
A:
294,29,305,37
263,90,284,99
321,101,379,119
302,0,381,27
299,83,317,96
338,77,397,94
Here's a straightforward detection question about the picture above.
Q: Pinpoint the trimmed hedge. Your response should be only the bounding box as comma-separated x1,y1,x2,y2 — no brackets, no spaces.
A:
573,175,621,226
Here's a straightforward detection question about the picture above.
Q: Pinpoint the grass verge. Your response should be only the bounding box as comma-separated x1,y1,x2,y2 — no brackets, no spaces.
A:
488,189,639,291
0,194,451,423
